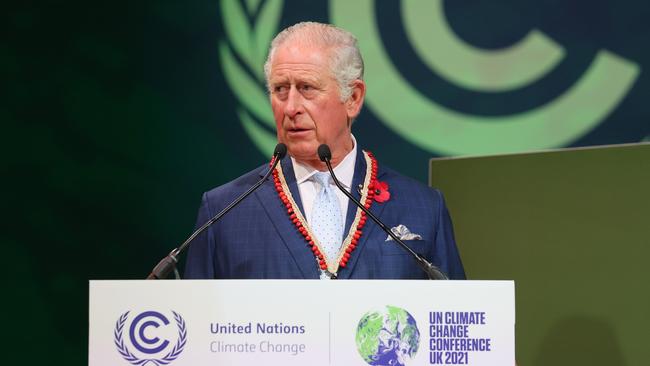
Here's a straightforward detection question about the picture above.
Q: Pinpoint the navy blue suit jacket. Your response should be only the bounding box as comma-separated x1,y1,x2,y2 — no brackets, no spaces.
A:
184,150,465,279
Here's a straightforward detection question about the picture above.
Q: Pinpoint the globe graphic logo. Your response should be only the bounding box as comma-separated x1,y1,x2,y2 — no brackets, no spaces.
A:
356,305,420,366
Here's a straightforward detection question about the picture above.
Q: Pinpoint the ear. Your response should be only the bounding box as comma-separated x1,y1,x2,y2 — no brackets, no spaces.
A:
345,79,366,120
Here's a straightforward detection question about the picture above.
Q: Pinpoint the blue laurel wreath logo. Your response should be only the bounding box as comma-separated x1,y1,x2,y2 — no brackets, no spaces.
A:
114,310,187,366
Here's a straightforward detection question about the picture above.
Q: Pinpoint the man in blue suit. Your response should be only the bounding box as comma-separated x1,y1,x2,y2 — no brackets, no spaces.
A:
184,22,465,280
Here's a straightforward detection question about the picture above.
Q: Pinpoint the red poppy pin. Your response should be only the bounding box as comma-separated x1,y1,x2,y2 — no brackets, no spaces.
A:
373,181,391,203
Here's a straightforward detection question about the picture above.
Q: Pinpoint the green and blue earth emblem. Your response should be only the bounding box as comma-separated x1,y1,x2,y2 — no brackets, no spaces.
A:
356,306,420,366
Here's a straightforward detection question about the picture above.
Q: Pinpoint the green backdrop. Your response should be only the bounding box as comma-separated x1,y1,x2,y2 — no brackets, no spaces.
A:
4,0,650,364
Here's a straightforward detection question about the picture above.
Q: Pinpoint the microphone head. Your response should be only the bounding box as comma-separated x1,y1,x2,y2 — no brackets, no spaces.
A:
318,144,332,162
274,143,288,159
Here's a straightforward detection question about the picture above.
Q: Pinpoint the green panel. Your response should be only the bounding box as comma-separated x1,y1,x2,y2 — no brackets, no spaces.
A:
429,143,650,366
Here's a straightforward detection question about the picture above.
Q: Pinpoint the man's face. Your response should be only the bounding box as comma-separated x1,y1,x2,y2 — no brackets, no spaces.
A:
268,42,362,167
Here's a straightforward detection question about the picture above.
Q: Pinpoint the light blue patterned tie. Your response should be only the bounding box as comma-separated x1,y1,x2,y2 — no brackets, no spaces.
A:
311,172,344,269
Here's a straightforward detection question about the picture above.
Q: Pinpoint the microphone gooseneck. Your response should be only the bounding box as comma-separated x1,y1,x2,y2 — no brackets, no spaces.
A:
317,144,448,280
146,143,287,279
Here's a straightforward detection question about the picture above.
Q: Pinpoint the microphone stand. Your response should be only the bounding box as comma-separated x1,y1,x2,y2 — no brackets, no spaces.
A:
319,145,448,280
146,145,287,279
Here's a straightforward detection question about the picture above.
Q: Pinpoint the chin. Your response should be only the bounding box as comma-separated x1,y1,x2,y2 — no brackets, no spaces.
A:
287,143,318,161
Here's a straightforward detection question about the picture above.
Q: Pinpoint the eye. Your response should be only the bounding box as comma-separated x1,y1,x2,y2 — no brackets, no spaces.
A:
299,83,317,96
272,85,289,98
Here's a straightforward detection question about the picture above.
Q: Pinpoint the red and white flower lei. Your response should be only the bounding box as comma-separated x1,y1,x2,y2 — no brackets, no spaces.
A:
272,150,384,276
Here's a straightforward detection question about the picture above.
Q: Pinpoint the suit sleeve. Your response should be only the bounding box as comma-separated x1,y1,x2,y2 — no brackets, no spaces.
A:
432,189,466,280
183,192,217,279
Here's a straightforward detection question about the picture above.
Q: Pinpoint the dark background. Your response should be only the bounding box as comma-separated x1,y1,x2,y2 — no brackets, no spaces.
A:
4,0,649,363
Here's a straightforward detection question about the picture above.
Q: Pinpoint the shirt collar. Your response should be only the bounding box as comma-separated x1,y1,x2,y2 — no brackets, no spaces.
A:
292,135,357,190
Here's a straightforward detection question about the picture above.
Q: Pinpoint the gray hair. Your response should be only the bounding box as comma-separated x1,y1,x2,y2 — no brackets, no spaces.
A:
263,22,364,101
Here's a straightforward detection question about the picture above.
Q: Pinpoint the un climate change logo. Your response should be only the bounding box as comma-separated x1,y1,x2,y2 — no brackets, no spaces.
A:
356,305,420,366
114,310,187,366
219,0,640,156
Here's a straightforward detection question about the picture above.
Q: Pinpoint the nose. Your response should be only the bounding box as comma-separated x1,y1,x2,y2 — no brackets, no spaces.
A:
284,86,303,119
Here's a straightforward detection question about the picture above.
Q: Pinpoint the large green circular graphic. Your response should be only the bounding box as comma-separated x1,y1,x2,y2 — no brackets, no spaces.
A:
219,0,641,157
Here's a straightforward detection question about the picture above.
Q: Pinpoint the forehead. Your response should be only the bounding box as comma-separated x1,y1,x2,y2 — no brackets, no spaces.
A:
269,42,334,81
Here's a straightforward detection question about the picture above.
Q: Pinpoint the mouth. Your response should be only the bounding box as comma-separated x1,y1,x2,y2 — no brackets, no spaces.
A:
287,127,313,136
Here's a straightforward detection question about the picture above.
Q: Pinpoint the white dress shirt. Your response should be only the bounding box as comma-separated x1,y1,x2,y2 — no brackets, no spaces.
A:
292,135,357,227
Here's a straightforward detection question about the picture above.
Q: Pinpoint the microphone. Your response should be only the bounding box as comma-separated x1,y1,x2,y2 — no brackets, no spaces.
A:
317,144,448,280
146,143,288,279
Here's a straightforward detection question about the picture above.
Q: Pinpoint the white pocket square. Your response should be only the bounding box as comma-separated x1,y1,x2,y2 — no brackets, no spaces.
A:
386,224,423,241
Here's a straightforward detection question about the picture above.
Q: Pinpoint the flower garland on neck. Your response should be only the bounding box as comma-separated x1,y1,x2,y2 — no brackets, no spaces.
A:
272,150,378,278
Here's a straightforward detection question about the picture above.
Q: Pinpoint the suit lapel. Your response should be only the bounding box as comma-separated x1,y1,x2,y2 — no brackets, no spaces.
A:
338,150,388,279
342,149,366,235
254,158,319,278
282,157,306,216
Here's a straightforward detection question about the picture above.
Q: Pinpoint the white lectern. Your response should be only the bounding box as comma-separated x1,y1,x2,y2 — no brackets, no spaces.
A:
89,280,514,365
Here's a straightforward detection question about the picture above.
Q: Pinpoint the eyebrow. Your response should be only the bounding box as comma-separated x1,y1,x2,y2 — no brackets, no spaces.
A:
269,74,321,86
